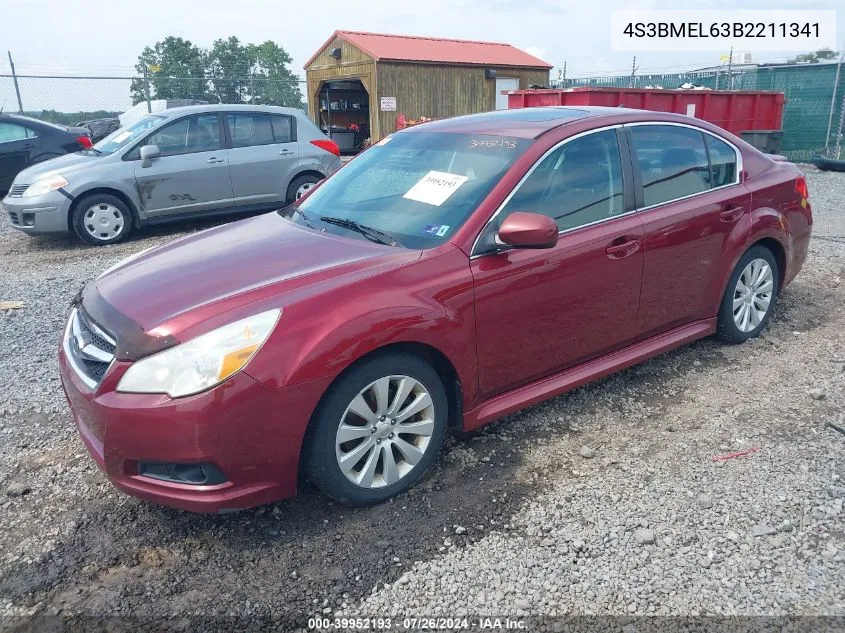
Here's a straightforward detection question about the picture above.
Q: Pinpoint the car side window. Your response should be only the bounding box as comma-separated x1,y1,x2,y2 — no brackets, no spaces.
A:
0,122,35,143
144,114,221,157
271,115,293,143
630,125,710,207
226,113,278,148
705,135,738,188
499,129,625,232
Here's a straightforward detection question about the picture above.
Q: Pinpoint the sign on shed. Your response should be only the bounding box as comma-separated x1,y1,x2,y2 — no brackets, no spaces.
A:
380,97,397,111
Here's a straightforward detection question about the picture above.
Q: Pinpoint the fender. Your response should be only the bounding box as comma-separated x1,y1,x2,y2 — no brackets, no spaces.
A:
711,204,789,316
244,245,478,402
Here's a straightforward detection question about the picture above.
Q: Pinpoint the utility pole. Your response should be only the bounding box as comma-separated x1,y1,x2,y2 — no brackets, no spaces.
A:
143,65,151,113
629,56,637,88
726,47,734,90
562,61,566,86
7,51,23,113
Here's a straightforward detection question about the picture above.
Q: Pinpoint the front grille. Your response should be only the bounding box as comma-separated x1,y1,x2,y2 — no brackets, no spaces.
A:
7,184,29,198
64,308,116,388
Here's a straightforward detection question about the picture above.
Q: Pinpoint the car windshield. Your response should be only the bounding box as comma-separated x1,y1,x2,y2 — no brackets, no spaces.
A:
93,115,164,154
292,131,531,248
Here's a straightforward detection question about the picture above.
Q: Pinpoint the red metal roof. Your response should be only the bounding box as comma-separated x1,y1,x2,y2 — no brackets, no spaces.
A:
305,30,552,69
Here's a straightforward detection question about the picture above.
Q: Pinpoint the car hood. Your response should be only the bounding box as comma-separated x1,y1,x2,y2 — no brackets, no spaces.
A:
92,213,422,334
15,151,102,183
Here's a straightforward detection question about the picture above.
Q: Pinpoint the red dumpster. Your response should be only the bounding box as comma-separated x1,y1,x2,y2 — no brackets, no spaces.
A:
507,87,785,137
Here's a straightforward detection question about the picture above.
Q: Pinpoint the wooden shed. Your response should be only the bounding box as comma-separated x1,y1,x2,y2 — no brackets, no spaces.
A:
304,31,552,151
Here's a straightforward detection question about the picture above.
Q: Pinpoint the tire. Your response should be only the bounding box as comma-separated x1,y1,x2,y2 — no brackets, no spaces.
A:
304,353,448,506
286,174,322,203
716,245,779,344
71,193,134,246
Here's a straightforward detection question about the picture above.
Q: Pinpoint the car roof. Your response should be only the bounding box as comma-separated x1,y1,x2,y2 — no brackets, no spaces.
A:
156,104,306,118
399,106,716,139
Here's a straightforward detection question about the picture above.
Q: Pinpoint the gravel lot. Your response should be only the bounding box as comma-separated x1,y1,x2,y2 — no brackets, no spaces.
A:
0,168,843,631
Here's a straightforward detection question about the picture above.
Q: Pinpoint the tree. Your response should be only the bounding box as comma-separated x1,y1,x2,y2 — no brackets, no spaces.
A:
131,36,303,108
207,36,252,104
130,36,208,104
788,48,838,64
249,41,304,109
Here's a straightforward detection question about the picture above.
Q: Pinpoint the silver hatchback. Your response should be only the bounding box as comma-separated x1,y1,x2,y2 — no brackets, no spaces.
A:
2,104,342,245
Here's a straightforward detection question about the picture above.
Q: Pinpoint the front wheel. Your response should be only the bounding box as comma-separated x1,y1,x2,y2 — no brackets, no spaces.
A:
716,245,779,343
304,353,448,506
71,193,134,246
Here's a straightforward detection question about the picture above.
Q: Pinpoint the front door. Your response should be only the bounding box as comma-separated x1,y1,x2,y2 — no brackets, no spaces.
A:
627,124,752,337
471,128,644,397
224,112,299,206
133,113,234,218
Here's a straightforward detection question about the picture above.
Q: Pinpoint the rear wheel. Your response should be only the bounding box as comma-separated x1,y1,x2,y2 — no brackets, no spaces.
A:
286,174,322,203
304,353,448,506
71,193,133,246
716,245,779,343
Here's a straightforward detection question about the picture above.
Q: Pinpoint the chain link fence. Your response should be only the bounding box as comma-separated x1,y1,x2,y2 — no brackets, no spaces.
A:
0,73,307,133
552,61,845,162
3,62,844,161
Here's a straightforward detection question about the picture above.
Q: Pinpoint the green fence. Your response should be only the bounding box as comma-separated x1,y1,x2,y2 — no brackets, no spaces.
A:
554,62,845,162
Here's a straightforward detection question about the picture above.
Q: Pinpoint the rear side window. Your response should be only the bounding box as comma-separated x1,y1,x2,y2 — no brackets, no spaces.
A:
0,122,36,142
226,113,293,147
271,115,294,143
500,129,625,232
705,135,738,187
630,125,710,207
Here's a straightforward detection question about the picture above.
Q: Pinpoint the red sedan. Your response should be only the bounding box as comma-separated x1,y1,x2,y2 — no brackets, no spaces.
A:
59,107,812,512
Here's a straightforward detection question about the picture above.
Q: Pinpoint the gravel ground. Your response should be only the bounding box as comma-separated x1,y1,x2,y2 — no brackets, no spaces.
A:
0,168,843,631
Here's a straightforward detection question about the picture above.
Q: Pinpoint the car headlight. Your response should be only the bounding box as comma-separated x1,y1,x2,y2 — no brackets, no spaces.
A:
22,174,69,197
116,308,280,398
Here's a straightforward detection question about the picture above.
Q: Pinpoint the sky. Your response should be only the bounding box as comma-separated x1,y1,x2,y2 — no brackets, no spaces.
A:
0,0,842,112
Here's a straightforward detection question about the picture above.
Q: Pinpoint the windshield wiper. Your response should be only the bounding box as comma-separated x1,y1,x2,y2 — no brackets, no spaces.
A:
319,216,403,247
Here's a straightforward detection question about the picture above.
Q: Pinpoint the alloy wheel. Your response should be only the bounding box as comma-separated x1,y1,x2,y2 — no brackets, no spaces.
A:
335,375,436,489
732,258,774,332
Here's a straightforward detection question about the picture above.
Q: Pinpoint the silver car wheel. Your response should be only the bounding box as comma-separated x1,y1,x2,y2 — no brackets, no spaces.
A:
732,258,774,332
295,182,316,199
335,375,436,489
83,203,125,241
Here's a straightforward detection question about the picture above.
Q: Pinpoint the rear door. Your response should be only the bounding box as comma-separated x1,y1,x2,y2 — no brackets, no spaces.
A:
224,112,299,206
0,122,41,193
628,123,751,337
132,113,234,218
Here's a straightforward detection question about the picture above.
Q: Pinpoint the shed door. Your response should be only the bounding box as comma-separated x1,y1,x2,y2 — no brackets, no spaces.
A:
495,77,519,110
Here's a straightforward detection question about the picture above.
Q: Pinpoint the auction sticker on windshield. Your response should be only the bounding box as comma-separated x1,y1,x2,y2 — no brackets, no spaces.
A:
403,171,469,206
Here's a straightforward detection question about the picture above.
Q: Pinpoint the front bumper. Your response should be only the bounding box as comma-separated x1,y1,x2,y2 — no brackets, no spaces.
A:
59,345,330,513
3,189,72,235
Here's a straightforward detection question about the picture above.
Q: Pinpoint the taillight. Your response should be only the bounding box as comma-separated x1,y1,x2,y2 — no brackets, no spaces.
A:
76,135,93,150
795,175,808,199
310,139,340,157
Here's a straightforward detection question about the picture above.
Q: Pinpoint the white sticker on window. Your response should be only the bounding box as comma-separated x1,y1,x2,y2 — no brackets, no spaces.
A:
403,171,469,207
112,131,132,144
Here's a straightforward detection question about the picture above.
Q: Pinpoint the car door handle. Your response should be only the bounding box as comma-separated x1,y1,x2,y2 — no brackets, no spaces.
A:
605,236,641,259
206,157,224,164
719,205,744,223
279,150,294,155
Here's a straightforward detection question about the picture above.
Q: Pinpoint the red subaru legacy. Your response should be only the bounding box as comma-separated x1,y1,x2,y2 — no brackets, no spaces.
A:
59,107,811,512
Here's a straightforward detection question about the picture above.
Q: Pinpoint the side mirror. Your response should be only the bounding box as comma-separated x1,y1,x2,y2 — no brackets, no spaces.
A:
140,144,161,168
498,212,558,249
